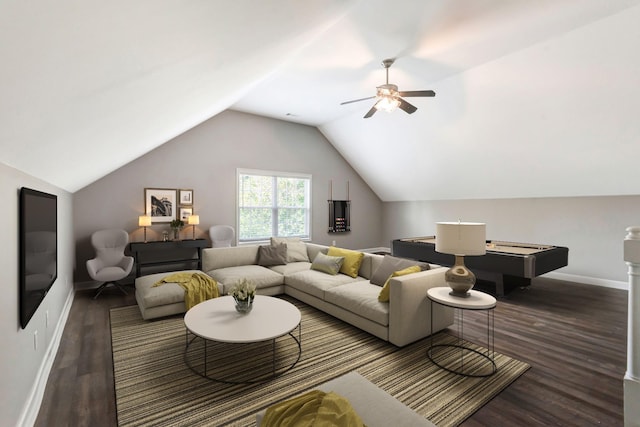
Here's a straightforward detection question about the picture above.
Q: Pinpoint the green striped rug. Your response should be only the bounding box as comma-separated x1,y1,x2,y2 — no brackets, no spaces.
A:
111,297,528,426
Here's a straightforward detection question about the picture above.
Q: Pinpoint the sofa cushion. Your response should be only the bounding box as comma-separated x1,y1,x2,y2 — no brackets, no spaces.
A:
202,245,259,271
285,269,362,299
269,261,311,276
370,255,430,286
257,243,287,266
310,252,344,275
324,281,390,326
271,237,310,262
206,265,283,293
327,247,365,278
304,243,328,265
378,265,421,302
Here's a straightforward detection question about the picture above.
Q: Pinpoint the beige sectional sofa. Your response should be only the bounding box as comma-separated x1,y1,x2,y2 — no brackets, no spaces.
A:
135,241,453,347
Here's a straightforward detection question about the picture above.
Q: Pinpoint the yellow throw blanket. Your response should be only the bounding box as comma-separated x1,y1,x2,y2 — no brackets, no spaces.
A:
262,390,366,427
152,272,219,310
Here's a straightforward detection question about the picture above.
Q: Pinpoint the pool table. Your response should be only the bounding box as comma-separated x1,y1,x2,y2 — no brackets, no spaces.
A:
392,237,569,296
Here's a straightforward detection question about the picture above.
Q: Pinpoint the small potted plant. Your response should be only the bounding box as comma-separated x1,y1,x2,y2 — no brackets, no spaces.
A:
169,219,184,240
228,278,256,313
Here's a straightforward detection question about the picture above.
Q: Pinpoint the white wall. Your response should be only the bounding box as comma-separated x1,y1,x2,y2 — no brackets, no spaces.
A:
383,195,639,285
73,110,384,282
321,5,640,202
0,162,75,426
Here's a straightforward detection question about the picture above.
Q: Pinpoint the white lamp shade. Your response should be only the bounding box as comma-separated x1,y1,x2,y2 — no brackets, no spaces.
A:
138,215,152,227
188,215,200,225
435,222,486,256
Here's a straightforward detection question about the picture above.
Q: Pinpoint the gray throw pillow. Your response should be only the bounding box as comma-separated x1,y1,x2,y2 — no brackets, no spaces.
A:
271,237,310,262
258,243,287,266
370,255,430,286
310,252,344,275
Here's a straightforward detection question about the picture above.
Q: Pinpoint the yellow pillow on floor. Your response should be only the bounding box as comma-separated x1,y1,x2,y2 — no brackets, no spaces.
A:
378,265,421,302
327,246,365,278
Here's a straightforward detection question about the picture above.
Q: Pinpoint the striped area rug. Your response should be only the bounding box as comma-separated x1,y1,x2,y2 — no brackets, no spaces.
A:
111,298,529,426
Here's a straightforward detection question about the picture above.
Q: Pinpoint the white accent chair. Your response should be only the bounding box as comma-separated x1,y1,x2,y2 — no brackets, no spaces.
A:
86,229,134,299
209,225,234,247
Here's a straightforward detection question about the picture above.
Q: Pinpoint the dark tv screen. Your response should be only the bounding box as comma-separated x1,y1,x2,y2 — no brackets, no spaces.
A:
19,187,57,329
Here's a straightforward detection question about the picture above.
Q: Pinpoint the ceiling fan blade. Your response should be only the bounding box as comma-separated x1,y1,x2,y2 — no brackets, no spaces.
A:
363,105,377,118
398,90,435,98
398,98,417,114
340,96,376,105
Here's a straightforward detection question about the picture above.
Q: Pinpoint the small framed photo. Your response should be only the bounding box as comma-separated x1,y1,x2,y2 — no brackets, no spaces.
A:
179,207,193,221
144,188,177,223
179,189,193,206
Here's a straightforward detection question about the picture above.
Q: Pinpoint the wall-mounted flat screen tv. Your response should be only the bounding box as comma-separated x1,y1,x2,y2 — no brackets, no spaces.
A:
19,187,57,329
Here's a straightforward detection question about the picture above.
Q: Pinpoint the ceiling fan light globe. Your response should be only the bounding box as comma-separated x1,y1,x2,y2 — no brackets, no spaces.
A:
374,96,400,112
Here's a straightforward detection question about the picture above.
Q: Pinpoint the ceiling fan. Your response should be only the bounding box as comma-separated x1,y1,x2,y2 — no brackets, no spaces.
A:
340,58,435,118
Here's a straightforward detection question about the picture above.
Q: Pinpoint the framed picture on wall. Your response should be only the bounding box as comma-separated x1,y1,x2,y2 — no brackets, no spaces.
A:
144,188,177,223
179,207,193,221
179,189,193,206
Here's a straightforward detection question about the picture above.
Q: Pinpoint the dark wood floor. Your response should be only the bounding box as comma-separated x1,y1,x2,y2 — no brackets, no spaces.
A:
35,277,627,426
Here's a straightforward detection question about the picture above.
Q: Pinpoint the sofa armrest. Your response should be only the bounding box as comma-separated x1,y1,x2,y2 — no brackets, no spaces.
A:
388,267,454,347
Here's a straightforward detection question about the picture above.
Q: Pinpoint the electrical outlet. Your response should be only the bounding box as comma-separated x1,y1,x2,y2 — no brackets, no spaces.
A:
34,330,38,351
332,240,336,246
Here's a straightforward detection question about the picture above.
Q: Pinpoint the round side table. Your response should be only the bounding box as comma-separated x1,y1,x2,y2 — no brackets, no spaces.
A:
427,287,497,377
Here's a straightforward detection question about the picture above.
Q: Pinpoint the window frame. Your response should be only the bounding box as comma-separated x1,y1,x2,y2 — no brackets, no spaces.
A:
236,168,312,244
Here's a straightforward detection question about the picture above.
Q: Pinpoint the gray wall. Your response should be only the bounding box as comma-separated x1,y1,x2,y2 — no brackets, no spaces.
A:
1,162,74,426
383,196,639,285
73,110,384,283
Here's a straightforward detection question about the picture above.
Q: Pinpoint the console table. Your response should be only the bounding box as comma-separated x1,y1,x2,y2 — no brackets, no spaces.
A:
129,239,209,277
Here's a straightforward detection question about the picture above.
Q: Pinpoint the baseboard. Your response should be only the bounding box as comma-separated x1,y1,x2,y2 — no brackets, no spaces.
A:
17,287,75,427
543,272,628,291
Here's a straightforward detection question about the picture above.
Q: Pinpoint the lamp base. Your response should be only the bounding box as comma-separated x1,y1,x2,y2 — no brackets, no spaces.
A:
445,255,476,298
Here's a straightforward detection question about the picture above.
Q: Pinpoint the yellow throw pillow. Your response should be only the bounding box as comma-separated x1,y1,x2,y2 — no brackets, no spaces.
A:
378,265,421,302
327,246,365,278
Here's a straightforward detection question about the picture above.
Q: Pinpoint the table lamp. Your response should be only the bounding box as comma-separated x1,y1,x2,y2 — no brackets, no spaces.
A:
436,221,486,297
188,214,200,240
138,215,152,242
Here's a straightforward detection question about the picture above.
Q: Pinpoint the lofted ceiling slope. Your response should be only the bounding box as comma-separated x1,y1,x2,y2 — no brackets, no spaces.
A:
2,0,640,200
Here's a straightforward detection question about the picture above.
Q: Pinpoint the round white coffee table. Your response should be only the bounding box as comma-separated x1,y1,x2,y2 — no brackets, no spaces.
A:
184,295,302,383
427,287,497,377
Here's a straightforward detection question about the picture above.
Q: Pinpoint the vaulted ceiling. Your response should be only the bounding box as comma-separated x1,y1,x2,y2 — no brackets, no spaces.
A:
2,0,640,200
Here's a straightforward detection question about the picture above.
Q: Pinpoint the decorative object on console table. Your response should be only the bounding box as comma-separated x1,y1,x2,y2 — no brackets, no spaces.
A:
138,215,152,242
144,188,177,223
188,214,199,240
169,219,184,240
435,222,486,298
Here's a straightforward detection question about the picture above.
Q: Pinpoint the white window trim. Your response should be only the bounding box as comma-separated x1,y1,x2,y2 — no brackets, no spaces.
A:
236,168,312,245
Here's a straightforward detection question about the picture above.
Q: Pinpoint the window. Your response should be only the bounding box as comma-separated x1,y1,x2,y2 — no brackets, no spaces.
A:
237,169,311,243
